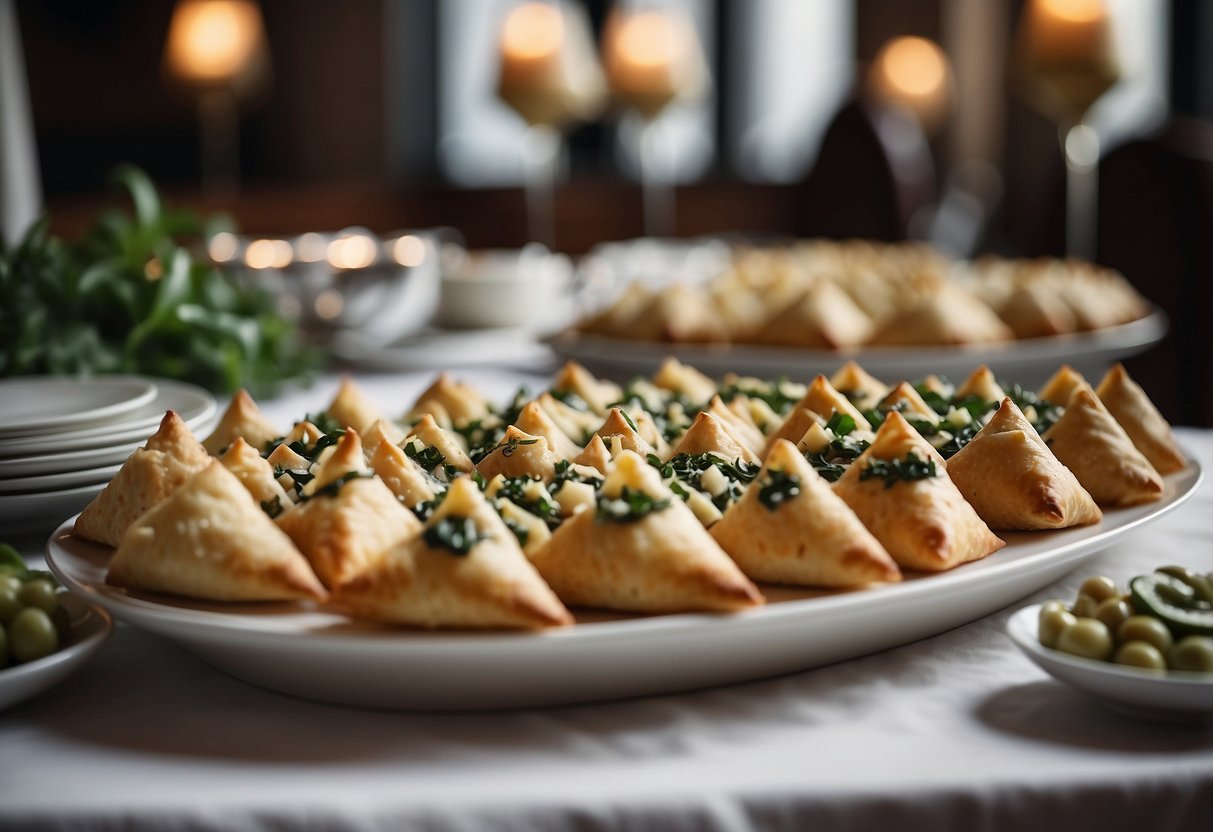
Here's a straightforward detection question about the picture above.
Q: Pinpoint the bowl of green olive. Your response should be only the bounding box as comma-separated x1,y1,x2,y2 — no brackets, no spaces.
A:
1007,566,1213,718
0,549,112,711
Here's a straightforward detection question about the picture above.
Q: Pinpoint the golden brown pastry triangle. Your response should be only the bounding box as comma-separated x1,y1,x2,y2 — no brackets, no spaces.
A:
710,439,900,587
275,430,422,588
405,414,474,476
475,426,561,482
202,389,281,455
794,375,872,432
750,281,874,349
594,408,657,457
1038,364,1087,406
829,361,889,409
219,437,294,516
529,451,764,614
834,411,1005,571
107,461,326,602
332,477,572,630
762,408,823,458
868,287,1012,346
535,392,601,445
705,396,765,454
1095,363,1186,474
573,434,614,474
362,418,407,459
75,411,212,547
514,401,583,460
946,399,1101,529
369,439,440,509
672,411,759,465
1042,385,1164,506
652,357,717,405
551,361,622,415
954,365,1006,405
406,373,491,425
325,377,387,436
878,382,940,425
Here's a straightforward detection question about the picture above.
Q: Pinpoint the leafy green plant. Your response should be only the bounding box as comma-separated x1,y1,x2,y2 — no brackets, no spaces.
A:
0,165,319,395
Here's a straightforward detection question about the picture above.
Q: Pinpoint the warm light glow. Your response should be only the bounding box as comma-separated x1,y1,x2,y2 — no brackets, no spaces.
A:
326,235,378,270
144,258,164,281
877,37,948,98
500,3,564,62
1039,0,1106,24
165,0,266,86
615,11,682,69
313,289,345,320
244,238,293,269
392,235,426,268
207,231,239,263
294,232,327,263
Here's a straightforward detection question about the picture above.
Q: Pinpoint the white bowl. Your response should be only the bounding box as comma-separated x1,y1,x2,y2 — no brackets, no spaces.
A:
1007,604,1213,719
436,245,572,330
0,594,113,710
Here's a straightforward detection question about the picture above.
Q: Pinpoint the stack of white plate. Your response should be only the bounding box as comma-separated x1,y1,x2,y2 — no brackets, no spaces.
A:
0,376,217,536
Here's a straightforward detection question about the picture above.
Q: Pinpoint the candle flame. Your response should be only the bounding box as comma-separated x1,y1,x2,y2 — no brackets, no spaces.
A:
165,0,265,85
615,11,682,69
877,37,947,98
1038,0,1106,24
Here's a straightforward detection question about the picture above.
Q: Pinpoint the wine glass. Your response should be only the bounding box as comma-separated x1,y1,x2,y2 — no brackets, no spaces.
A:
1013,0,1121,260
496,1,605,248
601,4,709,238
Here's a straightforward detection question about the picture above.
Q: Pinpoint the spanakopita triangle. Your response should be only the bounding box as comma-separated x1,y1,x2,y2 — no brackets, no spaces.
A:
530,451,764,613
945,398,1101,530
834,411,1005,571
1095,363,1187,475
710,439,900,587
107,461,326,602
332,477,572,630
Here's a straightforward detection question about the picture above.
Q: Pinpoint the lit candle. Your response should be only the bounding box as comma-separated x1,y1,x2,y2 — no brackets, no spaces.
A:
602,7,707,120
164,0,268,92
867,36,953,135
497,2,604,127
1015,0,1119,119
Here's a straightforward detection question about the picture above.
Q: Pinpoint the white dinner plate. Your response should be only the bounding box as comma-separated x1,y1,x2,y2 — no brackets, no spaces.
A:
0,439,145,479
0,377,157,438
1007,604,1213,718
45,462,1202,711
547,309,1167,387
0,380,217,458
0,483,108,536
0,464,123,496
0,594,113,711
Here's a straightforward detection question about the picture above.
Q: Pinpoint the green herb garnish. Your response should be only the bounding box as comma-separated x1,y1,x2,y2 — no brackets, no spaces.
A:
825,412,856,436
859,453,938,488
0,165,318,394
299,471,375,501
757,470,802,510
493,435,540,458
260,495,286,519
423,516,486,556
404,441,447,474
491,476,561,527
649,452,759,511
717,377,802,415
596,487,671,522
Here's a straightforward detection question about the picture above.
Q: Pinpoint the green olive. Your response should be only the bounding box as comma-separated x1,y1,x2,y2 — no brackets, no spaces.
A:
1095,597,1133,634
17,580,58,615
0,575,21,595
1169,636,1213,673
1113,640,1167,672
1118,615,1174,654
1079,575,1119,603
0,586,21,624
1039,604,1077,649
1072,593,1100,618
1056,617,1113,661
7,607,59,664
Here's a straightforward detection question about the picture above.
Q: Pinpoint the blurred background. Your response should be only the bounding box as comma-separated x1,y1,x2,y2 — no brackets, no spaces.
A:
5,0,1213,422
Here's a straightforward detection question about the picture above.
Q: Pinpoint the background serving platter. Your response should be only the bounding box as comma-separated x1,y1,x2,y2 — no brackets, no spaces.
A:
45,461,1201,711
547,308,1167,387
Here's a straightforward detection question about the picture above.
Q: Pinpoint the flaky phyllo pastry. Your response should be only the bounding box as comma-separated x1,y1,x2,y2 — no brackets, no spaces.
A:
324,377,388,436
710,440,900,588
332,477,572,630
1042,384,1164,507
107,461,326,603
475,426,560,483
945,399,1101,530
530,451,764,614
218,437,293,513
275,430,421,589
673,411,760,465
834,412,1005,571
202,389,281,455
1095,363,1187,475
76,411,212,547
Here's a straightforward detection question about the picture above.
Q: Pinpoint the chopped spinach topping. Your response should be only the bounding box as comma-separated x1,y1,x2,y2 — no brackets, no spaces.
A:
453,416,506,465
493,435,540,458
259,495,285,519
404,441,447,474
936,422,981,459
501,515,531,548
553,459,604,489
757,470,802,510
648,452,759,511
802,433,871,482
825,412,856,436
304,410,343,436
859,453,938,488
618,408,639,432
861,408,886,430
273,465,314,497
717,377,802,415
491,476,561,527
423,516,486,555
596,487,672,522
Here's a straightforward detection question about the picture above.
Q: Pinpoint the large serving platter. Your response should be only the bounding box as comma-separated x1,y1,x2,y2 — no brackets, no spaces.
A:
45,461,1201,711
547,309,1167,386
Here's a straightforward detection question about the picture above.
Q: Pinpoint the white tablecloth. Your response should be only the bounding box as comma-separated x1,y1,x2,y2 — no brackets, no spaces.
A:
3,370,1212,832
